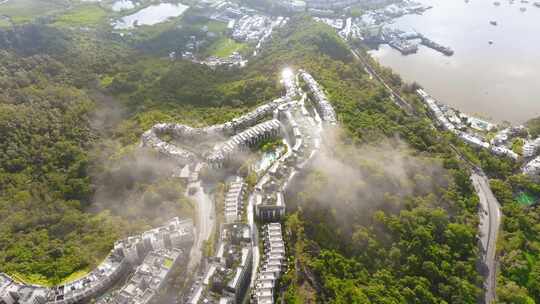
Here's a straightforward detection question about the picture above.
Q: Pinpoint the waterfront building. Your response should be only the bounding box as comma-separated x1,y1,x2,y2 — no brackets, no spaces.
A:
416,89,456,132
523,138,540,158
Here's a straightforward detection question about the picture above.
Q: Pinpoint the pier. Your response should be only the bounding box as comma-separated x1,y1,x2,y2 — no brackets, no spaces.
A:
381,29,454,56
419,35,454,56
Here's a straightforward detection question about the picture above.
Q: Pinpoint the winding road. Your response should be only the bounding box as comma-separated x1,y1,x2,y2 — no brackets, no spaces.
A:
471,171,501,304
186,180,216,273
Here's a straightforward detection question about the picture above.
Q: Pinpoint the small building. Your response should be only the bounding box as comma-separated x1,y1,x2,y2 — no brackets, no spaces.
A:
255,192,286,222
224,178,246,223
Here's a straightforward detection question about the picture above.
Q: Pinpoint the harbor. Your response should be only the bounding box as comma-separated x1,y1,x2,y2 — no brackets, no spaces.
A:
369,0,540,123
383,29,454,56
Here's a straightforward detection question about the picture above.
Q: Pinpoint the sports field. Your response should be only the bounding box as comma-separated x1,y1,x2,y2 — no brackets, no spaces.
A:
517,192,537,206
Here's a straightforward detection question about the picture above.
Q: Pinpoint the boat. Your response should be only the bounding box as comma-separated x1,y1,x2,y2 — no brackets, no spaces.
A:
490,20,498,25
488,40,494,45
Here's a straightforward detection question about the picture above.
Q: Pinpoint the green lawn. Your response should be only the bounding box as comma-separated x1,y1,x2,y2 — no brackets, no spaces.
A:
54,4,108,27
0,0,67,24
205,37,247,58
163,258,174,269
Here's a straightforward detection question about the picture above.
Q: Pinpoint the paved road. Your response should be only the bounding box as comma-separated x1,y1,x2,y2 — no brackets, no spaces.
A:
471,171,501,304
247,192,260,287
187,180,215,272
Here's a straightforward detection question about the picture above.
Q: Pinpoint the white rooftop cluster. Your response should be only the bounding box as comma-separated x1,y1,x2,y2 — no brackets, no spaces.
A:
523,156,540,176
186,224,252,304
224,177,246,223
338,17,353,40
313,17,344,29
114,218,194,266
0,274,48,304
491,126,525,146
253,17,287,56
197,52,248,68
141,127,198,164
522,137,540,177
457,131,490,150
206,119,283,167
417,89,456,133
252,223,285,304
141,98,287,164
490,145,518,161
523,137,540,158
102,249,183,304
1,218,194,304
300,71,337,124
415,89,521,159
232,15,272,42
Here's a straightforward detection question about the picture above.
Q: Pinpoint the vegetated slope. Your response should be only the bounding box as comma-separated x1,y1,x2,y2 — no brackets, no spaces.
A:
490,174,540,303
0,50,122,285
253,17,483,303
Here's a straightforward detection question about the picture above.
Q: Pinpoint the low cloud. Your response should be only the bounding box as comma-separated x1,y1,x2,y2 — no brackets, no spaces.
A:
287,127,449,232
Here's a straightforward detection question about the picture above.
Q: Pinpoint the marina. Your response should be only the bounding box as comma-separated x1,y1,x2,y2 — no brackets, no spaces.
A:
369,0,540,123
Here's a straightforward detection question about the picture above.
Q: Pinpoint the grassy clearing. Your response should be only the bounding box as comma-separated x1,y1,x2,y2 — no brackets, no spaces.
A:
11,272,53,287
11,267,90,286
57,268,90,285
205,37,246,58
54,4,108,27
0,17,11,27
100,75,114,87
0,0,67,24
202,20,228,33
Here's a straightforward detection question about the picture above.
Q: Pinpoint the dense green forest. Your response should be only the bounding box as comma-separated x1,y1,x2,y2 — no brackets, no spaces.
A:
0,25,199,284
